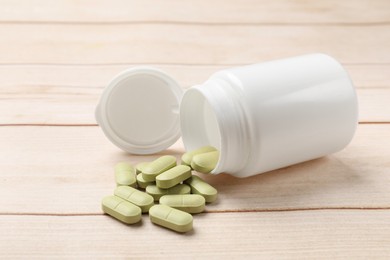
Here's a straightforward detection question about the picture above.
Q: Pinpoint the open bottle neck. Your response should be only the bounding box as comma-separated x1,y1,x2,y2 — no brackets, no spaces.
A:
180,77,251,175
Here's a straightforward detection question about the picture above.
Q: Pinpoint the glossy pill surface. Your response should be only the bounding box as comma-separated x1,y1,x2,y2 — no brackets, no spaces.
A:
115,162,137,187
191,151,219,174
101,195,141,224
160,194,205,214
142,155,177,182
185,175,218,203
114,186,154,213
149,205,193,233
181,146,217,166
136,173,154,189
156,165,192,189
146,184,191,201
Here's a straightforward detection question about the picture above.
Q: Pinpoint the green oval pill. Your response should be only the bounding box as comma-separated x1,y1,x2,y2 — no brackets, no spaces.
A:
115,162,137,187
149,205,193,233
160,194,205,214
142,155,177,182
156,165,192,189
146,184,191,201
181,146,217,166
191,151,219,174
135,162,149,175
185,175,218,203
115,162,134,172
114,186,154,213
101,195,141,224
136,173,154,189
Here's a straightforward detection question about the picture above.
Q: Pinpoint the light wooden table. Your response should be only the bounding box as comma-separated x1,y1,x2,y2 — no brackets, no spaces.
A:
1,0,389,258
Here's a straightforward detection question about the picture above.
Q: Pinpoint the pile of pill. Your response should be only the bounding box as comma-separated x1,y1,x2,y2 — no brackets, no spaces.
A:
101,146,219,233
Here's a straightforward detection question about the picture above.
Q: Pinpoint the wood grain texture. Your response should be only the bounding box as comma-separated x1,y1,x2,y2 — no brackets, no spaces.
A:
1,211,389,258
0,64,388,89
0,124,389,214
1,0,389,258
0,64,389,124
0,24,388,65
0,87,388,124
0,0,389,24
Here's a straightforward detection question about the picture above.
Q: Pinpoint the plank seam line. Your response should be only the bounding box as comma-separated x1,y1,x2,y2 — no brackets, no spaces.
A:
1,207,390,216
0,20,389,27
0,85,387,90
206,207,390,213
0,62,388,67
4,85,387,89
0,124,99,127
359,122,390,125
0,122,389,127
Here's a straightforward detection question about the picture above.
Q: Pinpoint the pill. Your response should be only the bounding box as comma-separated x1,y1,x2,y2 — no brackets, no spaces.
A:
160,194,205,214
181,146,217,166
101,195,141,224
191,151,219,174
135,162,149,175
146,184,191,201
114,186,154,213
156,165,192,189
185,175,218,203
136,173,154,189
149,205,193,233
142,155,177,182
115,162,137,187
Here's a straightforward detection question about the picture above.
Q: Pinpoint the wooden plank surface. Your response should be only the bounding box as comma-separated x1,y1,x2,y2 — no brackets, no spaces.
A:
0,85,388,124
0,65,389,124
0,24,389,65
1,0,389,258
0,124,389,214
0,64,389,88
1,211,389,258
0,0,389,24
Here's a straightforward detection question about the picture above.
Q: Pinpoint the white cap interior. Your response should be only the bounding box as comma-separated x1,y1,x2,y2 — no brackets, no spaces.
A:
96,67,183,154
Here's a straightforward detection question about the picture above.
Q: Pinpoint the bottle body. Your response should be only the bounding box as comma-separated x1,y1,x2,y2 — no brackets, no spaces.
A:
180,54,358,177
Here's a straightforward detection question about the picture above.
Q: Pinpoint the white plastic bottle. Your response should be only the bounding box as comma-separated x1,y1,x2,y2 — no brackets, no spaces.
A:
180,54,358,177
95,53,358,178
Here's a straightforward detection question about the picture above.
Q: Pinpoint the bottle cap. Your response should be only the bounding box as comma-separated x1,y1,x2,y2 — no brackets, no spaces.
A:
95,67,183,154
